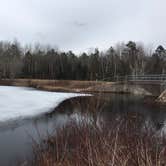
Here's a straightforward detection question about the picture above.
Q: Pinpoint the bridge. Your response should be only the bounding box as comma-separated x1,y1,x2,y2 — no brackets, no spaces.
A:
123,75,166,96
117,74,166,84
103,74,166,84
105,74,166,97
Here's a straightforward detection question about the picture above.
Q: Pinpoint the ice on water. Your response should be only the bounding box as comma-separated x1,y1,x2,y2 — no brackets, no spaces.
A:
0,86,86,123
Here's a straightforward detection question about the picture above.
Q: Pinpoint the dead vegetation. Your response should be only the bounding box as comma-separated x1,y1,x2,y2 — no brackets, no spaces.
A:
0,79,105,93
22,112,166,166
15,89,166,166
0,79,150,95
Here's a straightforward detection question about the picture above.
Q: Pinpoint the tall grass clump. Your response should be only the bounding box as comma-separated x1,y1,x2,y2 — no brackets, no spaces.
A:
26,110,166,166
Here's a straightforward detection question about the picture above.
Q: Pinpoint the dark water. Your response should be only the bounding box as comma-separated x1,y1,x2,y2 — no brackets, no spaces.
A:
0,94,166,166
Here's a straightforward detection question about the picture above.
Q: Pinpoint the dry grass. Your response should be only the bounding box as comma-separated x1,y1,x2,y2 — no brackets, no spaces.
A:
0,79,152,95
24,113,166,166
17,94,166,166
0,79,106,93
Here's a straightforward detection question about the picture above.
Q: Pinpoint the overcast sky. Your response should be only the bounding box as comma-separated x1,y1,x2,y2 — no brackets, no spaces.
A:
0,0,166,53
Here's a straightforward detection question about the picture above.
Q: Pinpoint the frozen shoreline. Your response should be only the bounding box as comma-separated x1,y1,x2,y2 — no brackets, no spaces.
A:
0,86,89,123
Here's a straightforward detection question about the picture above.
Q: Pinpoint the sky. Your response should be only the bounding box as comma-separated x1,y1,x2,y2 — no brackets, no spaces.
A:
0,0,166,53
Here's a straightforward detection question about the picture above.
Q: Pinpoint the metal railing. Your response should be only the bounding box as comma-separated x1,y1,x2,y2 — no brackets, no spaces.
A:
102,74,166,83
125,74,166,82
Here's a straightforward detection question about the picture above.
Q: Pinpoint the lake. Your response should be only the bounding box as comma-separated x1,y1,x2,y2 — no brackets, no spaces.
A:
0,86,166,165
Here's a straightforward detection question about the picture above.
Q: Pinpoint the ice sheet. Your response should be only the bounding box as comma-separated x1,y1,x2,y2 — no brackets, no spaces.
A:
0,86,88,122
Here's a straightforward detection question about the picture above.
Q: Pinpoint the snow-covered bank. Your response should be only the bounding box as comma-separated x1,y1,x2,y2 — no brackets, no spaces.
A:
0,86,89,123
158,89,166,103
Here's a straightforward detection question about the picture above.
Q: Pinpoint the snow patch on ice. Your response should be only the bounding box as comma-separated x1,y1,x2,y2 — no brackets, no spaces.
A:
0,86,89,123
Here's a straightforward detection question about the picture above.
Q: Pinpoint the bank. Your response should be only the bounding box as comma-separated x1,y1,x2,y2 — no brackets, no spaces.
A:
0,79,153,94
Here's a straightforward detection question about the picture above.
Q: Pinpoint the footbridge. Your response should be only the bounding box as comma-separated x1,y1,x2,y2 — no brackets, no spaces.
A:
120,74,166,84
108,74,166,96
122,75,166,96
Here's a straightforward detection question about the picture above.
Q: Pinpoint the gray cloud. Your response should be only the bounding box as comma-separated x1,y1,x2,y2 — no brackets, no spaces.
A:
0,0,165,53
73,21,88,28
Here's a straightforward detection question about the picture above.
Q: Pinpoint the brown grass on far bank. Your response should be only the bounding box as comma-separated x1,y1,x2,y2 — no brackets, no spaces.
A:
0,79,108,93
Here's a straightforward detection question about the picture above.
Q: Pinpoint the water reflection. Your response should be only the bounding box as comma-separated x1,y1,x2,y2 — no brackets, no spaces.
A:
0,94,166,165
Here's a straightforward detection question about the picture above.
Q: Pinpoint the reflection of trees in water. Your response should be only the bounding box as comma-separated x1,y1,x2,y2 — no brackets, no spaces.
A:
54,94,166,133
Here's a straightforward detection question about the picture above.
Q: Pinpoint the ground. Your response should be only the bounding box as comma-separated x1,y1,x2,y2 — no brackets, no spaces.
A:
0,79,152,96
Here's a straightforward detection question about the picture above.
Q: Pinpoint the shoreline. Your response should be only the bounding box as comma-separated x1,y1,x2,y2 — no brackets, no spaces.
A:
0,79,153,95
1,78,166,104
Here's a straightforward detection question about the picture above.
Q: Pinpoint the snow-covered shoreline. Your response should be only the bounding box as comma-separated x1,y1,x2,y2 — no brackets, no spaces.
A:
0,86,90,123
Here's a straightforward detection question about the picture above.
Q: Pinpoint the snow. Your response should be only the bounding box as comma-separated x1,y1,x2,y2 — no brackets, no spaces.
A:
0,86,89,123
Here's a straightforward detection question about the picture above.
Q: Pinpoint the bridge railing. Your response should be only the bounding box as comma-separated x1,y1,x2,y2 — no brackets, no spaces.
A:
126,75,166,82
102,74,166,83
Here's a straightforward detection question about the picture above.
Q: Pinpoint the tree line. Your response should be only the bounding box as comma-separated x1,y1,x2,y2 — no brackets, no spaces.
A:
0,40,166,81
